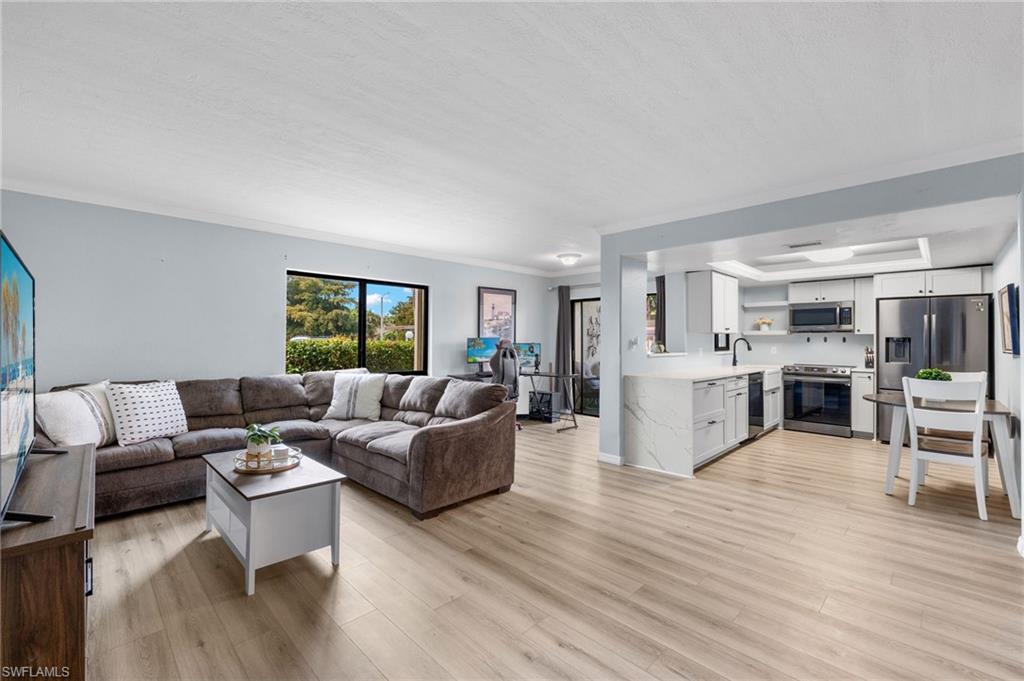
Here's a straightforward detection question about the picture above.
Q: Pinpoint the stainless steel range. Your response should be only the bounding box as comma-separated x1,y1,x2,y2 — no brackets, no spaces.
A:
782,364,853,437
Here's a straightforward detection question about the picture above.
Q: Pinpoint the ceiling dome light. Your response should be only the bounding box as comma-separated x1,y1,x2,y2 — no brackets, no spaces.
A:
804,247,855,264
556,253,582,266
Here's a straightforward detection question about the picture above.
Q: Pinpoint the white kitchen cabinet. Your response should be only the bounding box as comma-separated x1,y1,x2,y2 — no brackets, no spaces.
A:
818,279,855,302
874,267,984,298
874,271,926,298
787,281,820,304
693,416,727,466
854,277,875,335
725,385,748,447
764,387,782,430
687,271,740,334
925,267,983,296
788,279,854,303
851,370,875,438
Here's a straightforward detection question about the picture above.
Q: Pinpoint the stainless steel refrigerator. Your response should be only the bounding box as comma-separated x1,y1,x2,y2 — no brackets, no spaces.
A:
876,294,992,442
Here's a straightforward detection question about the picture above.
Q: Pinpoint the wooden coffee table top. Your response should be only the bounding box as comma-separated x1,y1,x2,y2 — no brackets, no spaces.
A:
202,450,346,501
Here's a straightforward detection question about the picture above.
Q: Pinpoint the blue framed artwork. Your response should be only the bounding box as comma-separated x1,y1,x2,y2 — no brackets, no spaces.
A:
998,283,1019,356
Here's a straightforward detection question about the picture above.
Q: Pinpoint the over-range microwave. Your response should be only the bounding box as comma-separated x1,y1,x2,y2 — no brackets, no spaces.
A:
789,301,854,332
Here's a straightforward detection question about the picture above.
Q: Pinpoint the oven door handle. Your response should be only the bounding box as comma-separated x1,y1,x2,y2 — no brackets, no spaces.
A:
783,377,852,385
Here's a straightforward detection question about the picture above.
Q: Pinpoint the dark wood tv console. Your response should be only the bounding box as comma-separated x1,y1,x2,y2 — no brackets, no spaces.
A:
2,444,95,679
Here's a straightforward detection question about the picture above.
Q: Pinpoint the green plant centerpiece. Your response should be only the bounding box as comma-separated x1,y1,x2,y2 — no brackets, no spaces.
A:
245,423,283,458
915,368,952,381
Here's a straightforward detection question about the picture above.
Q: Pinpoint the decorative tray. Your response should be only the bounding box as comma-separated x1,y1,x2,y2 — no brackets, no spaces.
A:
233,447,303,475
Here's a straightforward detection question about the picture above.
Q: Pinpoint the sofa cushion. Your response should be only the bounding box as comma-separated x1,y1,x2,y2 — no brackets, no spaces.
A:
305,368,370,420
335,441,408,483
171,428,247,458
265,419,330,441
319,418,374,437
324,373,386,421
176,378,245,429
35,380,117,448
366,429,417,464
434,381,508,420
336,421,418,449
397,376,450,412
107,381,189,447
393,376,450,426
382,375,414,410
96,437,176,473
241,374,309,424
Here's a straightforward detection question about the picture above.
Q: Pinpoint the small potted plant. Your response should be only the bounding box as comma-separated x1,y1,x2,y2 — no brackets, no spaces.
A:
245,424,282,468
915,368,952,381
755,316,774,332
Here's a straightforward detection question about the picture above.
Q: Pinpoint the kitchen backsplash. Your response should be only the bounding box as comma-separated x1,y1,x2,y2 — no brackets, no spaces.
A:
741,332,873,368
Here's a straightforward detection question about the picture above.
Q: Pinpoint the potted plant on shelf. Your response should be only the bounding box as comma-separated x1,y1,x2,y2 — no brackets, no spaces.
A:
245,424,283,468
754,316,774,332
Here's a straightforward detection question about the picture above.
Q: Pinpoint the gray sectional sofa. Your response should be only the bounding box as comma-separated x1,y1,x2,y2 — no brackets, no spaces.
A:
37,373,516,519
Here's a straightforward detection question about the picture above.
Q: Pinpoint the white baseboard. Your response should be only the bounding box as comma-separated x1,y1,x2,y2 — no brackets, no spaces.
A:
624,463,694,479
597,452,623,466
1017,535,1023,559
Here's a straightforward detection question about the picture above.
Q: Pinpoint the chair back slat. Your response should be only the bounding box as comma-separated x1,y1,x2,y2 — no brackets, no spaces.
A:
912,409,978,431
902,375,985,445
905,377,985,401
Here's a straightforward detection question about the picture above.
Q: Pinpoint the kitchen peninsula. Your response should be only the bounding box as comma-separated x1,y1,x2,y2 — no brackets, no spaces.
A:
623,366,782,476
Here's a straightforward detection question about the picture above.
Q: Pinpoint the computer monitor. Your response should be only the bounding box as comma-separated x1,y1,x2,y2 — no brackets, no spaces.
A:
514,342,541,372
466,337,500,367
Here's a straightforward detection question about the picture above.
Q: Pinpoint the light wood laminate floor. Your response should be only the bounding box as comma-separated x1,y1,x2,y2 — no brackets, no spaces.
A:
88,419,1023,680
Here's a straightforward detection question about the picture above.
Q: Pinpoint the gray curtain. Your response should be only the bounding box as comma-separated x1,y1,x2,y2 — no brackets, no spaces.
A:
655,275,667,348
555,285,572,406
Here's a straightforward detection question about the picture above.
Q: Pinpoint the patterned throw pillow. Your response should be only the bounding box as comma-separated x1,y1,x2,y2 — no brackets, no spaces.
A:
106,381,188,446
323,372,387,421
35,381,117,447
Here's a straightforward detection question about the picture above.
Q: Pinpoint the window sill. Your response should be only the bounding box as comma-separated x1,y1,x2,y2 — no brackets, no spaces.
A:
647,352,689,358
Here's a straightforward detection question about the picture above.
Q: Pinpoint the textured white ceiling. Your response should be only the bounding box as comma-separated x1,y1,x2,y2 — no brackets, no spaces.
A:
3,3,1021,274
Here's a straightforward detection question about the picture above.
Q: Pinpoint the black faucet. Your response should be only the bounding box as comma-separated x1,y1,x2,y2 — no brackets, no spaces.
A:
732,337,752,367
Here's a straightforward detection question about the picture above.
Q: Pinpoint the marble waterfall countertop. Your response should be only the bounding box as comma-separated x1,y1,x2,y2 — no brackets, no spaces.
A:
623,365,782,381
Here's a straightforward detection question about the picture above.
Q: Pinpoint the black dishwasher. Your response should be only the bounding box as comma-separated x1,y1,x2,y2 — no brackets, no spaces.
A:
748,372,764,439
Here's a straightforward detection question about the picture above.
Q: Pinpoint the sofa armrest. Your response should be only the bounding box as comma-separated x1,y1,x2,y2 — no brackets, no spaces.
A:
406,401,516,514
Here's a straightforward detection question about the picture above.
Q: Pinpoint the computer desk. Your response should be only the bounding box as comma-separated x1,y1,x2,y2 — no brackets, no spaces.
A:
446,370,579,432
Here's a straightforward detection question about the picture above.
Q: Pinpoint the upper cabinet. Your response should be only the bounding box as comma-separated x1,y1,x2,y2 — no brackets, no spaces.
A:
874,267,983,298
688,271,740,334
788,279,855,303
853,277,874,335
925,268,984,296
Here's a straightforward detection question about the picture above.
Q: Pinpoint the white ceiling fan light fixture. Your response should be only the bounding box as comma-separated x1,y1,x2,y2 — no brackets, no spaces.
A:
803,246,856,263
556,253,583,266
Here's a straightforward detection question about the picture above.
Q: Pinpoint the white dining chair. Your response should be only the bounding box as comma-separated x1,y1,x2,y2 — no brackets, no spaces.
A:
902,372,989,520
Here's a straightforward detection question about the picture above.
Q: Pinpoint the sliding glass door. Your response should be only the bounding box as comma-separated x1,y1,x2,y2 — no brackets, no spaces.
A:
572,298,601,416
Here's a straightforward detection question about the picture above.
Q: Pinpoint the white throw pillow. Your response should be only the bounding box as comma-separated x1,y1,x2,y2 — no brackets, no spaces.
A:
323,372,386,421
105,381,188,446
36,380,117,447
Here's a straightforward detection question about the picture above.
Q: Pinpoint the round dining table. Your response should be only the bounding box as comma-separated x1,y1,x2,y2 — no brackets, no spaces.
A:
863,392,1020,519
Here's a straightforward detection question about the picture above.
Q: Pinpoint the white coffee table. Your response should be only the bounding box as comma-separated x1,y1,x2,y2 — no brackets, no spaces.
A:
202,450,346,595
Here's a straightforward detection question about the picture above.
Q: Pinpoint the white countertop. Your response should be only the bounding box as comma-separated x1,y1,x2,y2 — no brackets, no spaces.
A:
624,365,783,381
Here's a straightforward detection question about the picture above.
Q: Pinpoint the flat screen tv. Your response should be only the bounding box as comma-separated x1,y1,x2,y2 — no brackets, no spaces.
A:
1,231,35,521
466,337,499,365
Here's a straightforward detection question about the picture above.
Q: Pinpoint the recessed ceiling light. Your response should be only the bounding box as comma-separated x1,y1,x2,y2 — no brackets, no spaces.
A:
804,247,855,263
556,253,582,266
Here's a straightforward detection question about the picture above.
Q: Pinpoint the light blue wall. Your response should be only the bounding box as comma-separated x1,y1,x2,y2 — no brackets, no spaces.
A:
599,154,1024,461
1,191,556,390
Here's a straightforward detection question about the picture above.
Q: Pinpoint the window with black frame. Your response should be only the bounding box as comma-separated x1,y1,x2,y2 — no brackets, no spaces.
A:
285,271,428,374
